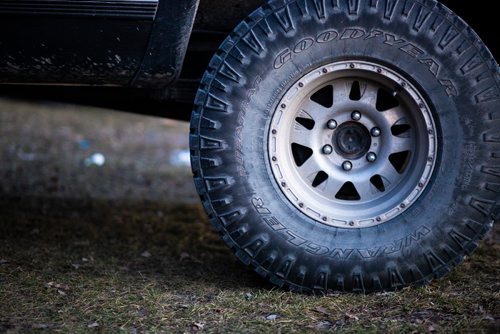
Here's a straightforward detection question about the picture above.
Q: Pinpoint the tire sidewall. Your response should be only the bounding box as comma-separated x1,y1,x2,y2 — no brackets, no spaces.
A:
193,0,499,290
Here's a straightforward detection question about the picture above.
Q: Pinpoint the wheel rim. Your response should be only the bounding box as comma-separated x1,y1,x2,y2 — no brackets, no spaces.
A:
268,61,437,228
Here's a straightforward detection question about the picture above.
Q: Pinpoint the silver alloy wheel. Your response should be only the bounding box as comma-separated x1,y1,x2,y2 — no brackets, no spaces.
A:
268,61,437,228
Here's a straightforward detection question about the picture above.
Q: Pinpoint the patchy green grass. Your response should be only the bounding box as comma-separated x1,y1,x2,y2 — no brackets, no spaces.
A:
0,197,498,333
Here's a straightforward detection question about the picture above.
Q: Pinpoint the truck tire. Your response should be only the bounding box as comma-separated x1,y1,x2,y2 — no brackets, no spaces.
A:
190,0,499,293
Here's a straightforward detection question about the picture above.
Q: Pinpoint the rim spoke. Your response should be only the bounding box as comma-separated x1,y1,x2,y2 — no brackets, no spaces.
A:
332,80,351,105
352,181,373,200
290,128,313,148
381,106,406,125
297,156,320,178
300,99,331,120
379,165,401,186
359,82,378,104
389,135,412,153
321,177,344,196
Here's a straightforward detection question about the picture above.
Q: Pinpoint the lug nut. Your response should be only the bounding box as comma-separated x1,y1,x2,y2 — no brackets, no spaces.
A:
371,127,381,137
327,119,337,129
351,111,361,121
342,161,353,171
322,144,333,155
366,152,377,162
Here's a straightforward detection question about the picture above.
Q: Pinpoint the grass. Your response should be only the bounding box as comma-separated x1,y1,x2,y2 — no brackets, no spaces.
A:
0,197,498,333
0,98,498,332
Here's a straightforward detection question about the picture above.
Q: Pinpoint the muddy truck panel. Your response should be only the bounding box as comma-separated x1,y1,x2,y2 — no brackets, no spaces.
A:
0,0,198,87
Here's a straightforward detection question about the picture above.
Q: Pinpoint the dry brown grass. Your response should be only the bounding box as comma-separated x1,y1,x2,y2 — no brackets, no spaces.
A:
0,197,498,333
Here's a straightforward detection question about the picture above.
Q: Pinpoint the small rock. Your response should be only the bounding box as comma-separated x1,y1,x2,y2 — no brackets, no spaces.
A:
266,314,278,321
244,292,253,301
313,306,332,316
192,322,205,331
140,250,152,258
46,282,70,291
57,290,66,296
345,313,359,321
82,257,89,262
71,263,80,270
316,320,333,330
87,322,99,328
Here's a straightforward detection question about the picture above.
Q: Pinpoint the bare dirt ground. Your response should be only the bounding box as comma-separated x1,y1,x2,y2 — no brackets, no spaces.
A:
0,97,498,333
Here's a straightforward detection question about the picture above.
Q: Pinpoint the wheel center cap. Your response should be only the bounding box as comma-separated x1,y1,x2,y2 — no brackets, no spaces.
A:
334,121,371,159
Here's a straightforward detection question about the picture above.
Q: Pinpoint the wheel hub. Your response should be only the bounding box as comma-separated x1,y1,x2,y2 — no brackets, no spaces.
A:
267,61,437,228
334,121,371,159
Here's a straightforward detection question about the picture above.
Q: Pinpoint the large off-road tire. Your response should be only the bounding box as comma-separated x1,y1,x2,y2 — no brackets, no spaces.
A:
190,0,499,293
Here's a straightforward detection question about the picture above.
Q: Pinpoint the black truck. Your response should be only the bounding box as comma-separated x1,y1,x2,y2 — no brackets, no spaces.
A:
1,0,498,293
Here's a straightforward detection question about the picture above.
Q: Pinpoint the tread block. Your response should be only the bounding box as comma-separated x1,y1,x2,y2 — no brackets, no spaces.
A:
383,0,398,20
295,266,307,286
262,250,278,269
205,177,230,191
235,249,252,265
441,244,459,262
274,5,295,33
219,61,243,83
371,275,382,291
401,0,414,18
219,210,244,227
230,224,249,241
229,45,247,64
449,229,472,250
200,136,223,150
200,158,220,168
351,272,365,293
438,26,459,50
388,267,405,289
347,0,360,15
295,0,309,17
200,117,219,130
335,275,345,291
424,250,446,274
211,198,231,210
313,267,329,291
412,5,431,32
276,257,295,279
481,166,500,178
484,131,500,143
242,30,265,55
408,265,424,282
205,93,229,113
485,183,500,193
489,111,500,120
469,196,496,217
243,234,269,258
369,0,378,9
311,0,326,19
